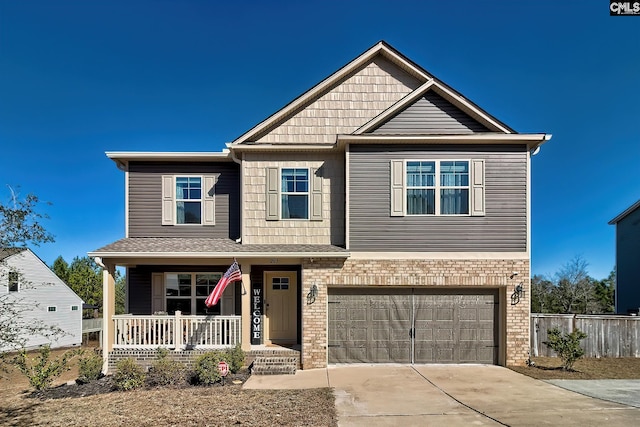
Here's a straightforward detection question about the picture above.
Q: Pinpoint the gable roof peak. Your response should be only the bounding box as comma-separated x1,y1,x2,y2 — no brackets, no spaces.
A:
230,41,517,145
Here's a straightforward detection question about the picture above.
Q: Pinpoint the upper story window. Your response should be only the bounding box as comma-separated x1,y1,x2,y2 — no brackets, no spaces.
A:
162,175,217,226
8,272,19,292
265,166,323,221
281,168,309,219
176,177,202,224
392,159,484,217
406,160,469,215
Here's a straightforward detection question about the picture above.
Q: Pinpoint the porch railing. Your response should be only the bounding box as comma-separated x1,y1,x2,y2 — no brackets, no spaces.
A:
113,311,241,349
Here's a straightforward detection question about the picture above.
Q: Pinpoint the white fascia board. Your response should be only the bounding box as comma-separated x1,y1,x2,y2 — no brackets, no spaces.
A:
338,133,551,149
88,251,350,259
106,151,232,166
230,143,337,152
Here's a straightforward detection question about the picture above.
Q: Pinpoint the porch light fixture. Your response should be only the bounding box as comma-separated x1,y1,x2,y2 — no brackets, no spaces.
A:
307,283,318,305
511,283,524,305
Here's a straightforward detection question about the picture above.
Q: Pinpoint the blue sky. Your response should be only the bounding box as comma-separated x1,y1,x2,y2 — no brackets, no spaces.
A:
1,0,638,280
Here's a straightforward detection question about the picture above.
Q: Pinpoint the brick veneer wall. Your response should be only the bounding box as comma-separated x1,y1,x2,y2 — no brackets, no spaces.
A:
301,257,530,369
107,348,300,372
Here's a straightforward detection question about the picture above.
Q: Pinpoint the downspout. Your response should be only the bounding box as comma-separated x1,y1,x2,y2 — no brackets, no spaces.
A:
228,145,243,244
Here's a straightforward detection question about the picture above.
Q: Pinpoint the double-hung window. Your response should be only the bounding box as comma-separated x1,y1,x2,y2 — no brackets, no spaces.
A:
176,177,202,224
393,159,481,216
281,168,309,219
162,174,216,226
407,161,436,215
439,161,469,215
265,166,323,221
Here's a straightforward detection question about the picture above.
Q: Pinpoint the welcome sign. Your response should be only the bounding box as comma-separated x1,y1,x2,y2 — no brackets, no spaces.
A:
251,285,263,344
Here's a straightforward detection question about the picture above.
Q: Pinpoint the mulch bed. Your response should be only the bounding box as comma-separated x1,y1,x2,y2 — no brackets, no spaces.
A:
28,370,251,400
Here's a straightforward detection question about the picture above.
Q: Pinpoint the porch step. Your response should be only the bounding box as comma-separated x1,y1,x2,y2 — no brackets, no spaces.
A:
251,356,298,375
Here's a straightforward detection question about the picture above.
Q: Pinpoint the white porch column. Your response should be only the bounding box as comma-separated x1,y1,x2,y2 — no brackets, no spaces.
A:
240,263,251,351
101,262,116,374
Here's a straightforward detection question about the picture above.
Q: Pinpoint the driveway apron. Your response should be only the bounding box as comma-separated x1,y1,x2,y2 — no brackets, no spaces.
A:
245,364,640,426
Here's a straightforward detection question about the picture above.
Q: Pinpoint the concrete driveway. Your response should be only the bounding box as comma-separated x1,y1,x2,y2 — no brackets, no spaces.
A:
244,364,640,426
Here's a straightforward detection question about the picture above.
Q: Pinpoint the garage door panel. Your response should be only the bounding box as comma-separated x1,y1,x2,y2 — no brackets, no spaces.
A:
328,288,498,364
436,308,454,320
436,347,454,362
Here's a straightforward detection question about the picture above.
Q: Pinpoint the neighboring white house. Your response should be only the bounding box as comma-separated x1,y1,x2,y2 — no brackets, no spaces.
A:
0,248,83,352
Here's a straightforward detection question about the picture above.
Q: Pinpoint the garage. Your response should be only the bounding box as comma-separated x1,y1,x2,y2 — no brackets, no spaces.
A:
328,288,499,364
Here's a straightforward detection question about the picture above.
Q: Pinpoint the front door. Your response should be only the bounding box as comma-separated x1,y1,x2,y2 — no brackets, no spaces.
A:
264,271,298,344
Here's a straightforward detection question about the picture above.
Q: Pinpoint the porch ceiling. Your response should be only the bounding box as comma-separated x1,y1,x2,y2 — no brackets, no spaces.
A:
88,237,349,261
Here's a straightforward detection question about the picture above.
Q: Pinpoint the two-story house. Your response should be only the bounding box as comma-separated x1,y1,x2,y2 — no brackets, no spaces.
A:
90,41,550,372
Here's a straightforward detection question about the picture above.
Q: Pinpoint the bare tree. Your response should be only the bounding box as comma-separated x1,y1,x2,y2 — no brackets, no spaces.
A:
552,256,598,314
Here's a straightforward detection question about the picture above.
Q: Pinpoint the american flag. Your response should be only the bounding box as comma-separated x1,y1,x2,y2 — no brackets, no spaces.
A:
205,261,242,307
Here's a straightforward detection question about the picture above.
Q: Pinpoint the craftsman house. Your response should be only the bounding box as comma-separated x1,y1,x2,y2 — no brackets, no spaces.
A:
0,248,83,351
90,41,550,372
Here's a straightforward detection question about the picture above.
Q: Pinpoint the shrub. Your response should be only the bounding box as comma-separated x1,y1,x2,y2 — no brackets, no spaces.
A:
13,345,81,391
543,327,587,371
194,351,223,385
113,358,146,391
77,351,103,383
224,344,245,373
147,348,186,387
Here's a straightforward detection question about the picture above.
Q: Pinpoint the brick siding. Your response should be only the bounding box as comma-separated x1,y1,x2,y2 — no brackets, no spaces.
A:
301,257,530,368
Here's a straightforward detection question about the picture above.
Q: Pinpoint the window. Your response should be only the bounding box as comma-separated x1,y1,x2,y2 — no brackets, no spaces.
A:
392,159,482,216
162,175,217,226
176,177,202,224
272,277,290,290
47,306,57,312
8,272,19,292
71,305,79,311
265,167,323,221
165,272,234,316
281,168,309,219
407,161,435,215
439,161,469,215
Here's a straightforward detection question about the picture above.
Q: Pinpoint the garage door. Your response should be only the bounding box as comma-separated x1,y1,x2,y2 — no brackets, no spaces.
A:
328,288,498,364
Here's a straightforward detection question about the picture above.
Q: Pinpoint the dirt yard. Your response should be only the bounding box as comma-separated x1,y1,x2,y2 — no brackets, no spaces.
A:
0,347,337,427
510,357,640,380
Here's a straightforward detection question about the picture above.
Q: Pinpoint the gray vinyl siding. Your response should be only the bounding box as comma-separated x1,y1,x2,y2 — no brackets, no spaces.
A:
349,144,527,252
128,162,240,239
128,265,242,315
615,207,640,314
372,91,490,134
0,250,83,351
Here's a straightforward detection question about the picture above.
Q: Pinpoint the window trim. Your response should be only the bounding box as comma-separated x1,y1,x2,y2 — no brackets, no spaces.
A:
265,166,323,221
162,174,217,226
405,159,471,216
175,175,204,226
391,158,484,217
281,168,310,220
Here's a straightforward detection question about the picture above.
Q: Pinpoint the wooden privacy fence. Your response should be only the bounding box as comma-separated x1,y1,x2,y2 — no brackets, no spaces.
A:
531,313,640,358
